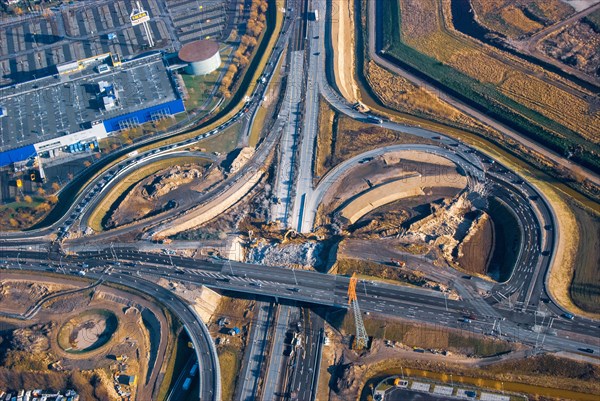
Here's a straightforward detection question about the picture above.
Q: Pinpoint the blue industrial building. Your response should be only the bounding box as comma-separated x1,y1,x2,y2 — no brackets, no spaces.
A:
102,99,185,133
0,53,186,169
0,145,37,168
0,98,185,168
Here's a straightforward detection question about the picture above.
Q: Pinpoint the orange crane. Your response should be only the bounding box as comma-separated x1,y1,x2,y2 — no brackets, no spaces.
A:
347,273,369,349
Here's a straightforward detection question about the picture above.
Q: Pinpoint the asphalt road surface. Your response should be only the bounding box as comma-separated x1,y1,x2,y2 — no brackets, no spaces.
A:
5,251,599,354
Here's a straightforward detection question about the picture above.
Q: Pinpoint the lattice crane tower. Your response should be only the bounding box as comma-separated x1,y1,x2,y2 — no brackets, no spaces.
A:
347,273,369,349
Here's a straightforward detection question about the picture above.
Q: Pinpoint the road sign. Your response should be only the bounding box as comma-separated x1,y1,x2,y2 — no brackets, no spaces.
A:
130,11,150,26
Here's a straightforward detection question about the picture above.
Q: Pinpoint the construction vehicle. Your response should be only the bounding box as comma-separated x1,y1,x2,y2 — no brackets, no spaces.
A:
391,258,405,267
352,102,370,113
394,378,408,387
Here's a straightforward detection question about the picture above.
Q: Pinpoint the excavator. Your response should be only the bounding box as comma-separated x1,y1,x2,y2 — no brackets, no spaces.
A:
391,258,406,267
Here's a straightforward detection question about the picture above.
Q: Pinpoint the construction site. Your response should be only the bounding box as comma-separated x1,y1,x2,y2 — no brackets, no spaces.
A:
0,273,173,401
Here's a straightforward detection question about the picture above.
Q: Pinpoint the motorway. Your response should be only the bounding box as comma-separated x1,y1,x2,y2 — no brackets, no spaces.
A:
262,304,294,401
4,250,598,352
271,0,307,226
287,307,324,401
5,256,223,401
236,301,272,401
0,1,599,400
289,0,323,232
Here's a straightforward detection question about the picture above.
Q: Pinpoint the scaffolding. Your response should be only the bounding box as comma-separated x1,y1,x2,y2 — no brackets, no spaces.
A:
118,117,140,131
150,108,171,122
347,273,369,350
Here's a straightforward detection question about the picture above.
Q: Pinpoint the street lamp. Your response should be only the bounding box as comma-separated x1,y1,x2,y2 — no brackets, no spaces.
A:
444,291,448,312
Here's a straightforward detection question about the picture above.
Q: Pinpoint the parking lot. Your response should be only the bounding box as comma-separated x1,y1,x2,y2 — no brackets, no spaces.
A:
0,0,233,86
166,0,233,45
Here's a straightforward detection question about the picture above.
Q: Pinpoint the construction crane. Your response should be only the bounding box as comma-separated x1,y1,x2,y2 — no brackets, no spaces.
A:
347,273,369,350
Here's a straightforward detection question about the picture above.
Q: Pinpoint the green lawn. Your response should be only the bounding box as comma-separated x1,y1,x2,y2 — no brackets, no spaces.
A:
218,345,242,401
192,122,242,155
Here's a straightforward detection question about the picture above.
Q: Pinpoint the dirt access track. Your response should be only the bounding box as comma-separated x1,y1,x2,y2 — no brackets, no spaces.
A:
337,151,467,224
152,167,265,238
322,150,467,223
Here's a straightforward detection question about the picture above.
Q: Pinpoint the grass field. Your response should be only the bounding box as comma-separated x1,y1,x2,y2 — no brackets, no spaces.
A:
248,49,285,147
314,98,337,180
191,122,242,155
568,202,600,313
218,345,242,401
365,60,491,132
181,68,222,112
0,196,52,230
335,258,427,287
335,313,512,357
333,116,436,165
155,323,185,401
382,0,600,173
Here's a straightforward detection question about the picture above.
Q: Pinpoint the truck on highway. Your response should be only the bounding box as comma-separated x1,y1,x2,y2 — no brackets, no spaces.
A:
362,115,383,124
182,377,192,391
189,363,198,376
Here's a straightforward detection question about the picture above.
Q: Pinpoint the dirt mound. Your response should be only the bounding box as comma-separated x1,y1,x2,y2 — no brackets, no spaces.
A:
331,362,355,393
541,19,600,79
404,194,473,260
143,165,203,199
352,211,410,236
0,281,52,301
107,163,214,228
58,310,118,353
228,147,255,174
456,211,494,274
10,323,53,353
247,241,324,268
0,281,56,313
